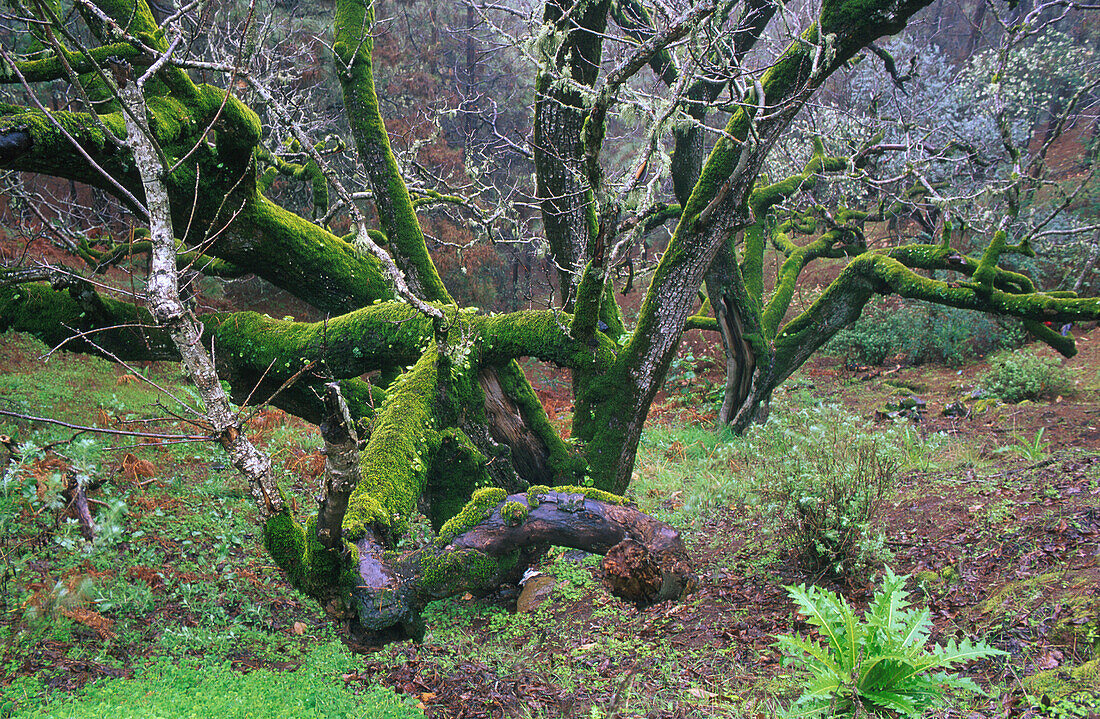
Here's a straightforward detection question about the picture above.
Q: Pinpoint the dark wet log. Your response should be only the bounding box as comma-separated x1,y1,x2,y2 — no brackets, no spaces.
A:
347,489,695,643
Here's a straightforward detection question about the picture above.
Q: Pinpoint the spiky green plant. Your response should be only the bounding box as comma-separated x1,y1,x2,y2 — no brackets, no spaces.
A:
776,568,1005,717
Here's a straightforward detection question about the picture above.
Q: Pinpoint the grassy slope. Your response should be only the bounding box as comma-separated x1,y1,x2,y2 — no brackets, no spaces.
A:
0,331,422,718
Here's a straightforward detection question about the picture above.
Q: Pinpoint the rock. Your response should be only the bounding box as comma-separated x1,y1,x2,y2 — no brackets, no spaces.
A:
971,398,1000,415
942,401,970,418
876,395,927,421
516,575,556,613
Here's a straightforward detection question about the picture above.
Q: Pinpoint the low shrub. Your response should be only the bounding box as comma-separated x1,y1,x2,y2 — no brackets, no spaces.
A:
979,349,1077,402
739,405,897,577
826,299,1026,367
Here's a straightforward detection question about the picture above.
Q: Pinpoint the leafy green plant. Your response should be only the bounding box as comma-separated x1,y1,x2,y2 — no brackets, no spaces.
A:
9,642,422,718
995,427,1051,462
747,408,897,577
776,569,1005,717
888,425,949,473
980,350,1077,403
664,351,723,407
824,306,894,366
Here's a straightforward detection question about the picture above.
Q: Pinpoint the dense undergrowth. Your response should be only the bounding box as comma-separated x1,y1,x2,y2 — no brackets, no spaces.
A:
1,328,1098,718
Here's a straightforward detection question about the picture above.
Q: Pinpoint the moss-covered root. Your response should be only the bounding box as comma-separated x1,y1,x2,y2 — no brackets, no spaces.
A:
345,487,695,641
262,508,360,626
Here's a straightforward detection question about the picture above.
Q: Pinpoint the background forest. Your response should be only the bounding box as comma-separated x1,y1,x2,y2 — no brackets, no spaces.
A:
0,0,1099,716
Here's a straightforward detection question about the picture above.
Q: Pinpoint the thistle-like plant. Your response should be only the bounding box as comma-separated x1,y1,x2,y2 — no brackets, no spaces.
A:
776,569,1005,717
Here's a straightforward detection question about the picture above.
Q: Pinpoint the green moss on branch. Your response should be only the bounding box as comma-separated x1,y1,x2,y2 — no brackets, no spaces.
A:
263,508,358,597
427,429,492,532
436,487,507,545
343,347,442,539
333,0,450,302
0,282,174,359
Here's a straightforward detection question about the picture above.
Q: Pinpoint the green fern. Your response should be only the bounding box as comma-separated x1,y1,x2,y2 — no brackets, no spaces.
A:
776,568,1006,717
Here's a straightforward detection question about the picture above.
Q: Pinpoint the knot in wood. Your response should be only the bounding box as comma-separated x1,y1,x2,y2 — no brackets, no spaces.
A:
218,426,240,445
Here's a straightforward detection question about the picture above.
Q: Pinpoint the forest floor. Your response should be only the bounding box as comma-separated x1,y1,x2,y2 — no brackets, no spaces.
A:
0,324,1098,718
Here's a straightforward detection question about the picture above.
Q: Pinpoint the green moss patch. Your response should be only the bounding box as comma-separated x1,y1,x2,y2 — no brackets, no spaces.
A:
1021,659,1099,717
436,487,507,545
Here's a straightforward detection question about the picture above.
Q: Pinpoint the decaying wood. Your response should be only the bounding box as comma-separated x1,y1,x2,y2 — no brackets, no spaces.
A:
61,470,97,541
478,368,551,485
349,489,695,642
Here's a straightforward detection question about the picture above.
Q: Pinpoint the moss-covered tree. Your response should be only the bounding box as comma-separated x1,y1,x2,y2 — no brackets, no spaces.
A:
1,0,1098,639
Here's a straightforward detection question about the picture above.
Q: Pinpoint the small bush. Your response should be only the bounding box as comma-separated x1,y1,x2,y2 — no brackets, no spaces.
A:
826,299,1026,367
979,349,1076,403
741,406,897,577
776,568,1005,717
825,314,893,366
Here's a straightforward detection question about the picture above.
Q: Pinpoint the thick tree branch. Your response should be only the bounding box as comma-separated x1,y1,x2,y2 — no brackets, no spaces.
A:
771,247,1100,385
332,0,451,307
347,487,695,637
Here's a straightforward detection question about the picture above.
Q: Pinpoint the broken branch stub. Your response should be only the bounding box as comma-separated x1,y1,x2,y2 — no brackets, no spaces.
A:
62,470,98,542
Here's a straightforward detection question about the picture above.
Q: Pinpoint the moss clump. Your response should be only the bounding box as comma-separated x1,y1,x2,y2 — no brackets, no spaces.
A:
978,572,1099,654
551,485,627,505
263,507,308,588
435,487,507,545
500,501,529,526
1021,659,1099,714
525,483,625,509
915,570,941,587
418,548,520,598
526,485,552,508
263,508,357,598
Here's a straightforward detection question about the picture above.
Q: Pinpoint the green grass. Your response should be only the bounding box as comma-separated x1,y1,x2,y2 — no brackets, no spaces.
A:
0,332,186,433
0,332,410,717
6,642,422,719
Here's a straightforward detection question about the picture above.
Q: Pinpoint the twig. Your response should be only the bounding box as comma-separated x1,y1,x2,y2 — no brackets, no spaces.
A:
0,408,209,441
